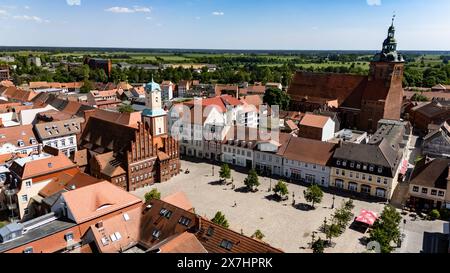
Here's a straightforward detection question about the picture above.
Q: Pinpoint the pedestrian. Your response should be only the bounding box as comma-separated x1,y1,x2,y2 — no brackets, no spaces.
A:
234,201,237,207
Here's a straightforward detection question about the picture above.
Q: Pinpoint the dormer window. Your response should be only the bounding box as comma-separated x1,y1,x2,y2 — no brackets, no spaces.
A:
378,167,383,173
18,140,25,147
30,138,37,145
342,161,347,167
220,240,234,251
152,229,161,239
369,166,374,172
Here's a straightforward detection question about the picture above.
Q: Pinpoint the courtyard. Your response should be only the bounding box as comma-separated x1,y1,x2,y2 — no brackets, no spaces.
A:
132,159,443,253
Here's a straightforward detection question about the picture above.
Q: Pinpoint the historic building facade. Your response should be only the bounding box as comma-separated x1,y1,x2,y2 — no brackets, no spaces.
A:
288,18,404,133
81,79,180,191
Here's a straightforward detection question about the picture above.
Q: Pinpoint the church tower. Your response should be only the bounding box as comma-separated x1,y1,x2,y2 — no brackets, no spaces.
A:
142,79,168,137
360,16,405,132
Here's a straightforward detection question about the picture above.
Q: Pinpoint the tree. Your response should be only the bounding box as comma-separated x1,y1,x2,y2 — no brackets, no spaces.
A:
144,188,161,203
429,209,440,220
333,207,354,231
118,104,134,113
219,164,231,182
252,230,265,240
244,169,260,191
369,205,402,253
311,238,326,253
80,79,93,93
323,222,341,244
211,211,229,228
273,180,289,199
263,87,291,110
303,184,324,209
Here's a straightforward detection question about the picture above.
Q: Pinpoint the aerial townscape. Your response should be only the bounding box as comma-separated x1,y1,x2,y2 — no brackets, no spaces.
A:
0,0,449,258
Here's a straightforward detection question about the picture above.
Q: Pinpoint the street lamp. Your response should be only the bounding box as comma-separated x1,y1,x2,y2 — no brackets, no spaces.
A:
311,231,317,248
331,195,336,209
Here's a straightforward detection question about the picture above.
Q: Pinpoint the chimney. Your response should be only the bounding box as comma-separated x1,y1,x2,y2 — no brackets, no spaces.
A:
38,144,43,155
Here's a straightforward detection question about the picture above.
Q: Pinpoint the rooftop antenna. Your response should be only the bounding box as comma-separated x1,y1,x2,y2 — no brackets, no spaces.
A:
391,12,396,26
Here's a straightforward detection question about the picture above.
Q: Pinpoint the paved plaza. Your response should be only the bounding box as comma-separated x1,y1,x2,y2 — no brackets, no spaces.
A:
132,159,445,253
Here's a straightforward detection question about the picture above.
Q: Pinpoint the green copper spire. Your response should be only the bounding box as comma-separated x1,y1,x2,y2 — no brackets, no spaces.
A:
372,15,404,63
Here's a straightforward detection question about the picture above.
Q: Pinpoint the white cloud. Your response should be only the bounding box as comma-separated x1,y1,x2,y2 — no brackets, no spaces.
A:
0,10,8,15
145,16,152,20
133,6,151,13
195,16,201,20
13,15,49,23
367,0,381,6
212,11,224,16
106,6,151,14
66,0,81,6
24,6,30,10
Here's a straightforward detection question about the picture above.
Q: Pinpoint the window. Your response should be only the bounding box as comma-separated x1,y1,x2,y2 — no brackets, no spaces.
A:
349,172,353,178
369,166,374,172
384,178,388,185
362,174,366,180
368,176,372,182
25,181,32,188
159,208,173,219
431,190,437,196
341,170,345,176
61,139,66,147
377,177,381,183
342,161,347,167
179,216,191,226
220,240,234,251
356,173,360,179
123,213,130,221
348,183,358,192
24,208,29,215
23,247,33,254
438,191,445,197
207,227,215,236
115,232,122,240
335,169,339,175
356,164,361,169
350,162,355,168
412,186,419,193
110,233,118,242
152,229,161,239
378,167,383,173
336,160,341,166
21,195,28,202
422,188,428,194
65,232,74,242
362,165,367,171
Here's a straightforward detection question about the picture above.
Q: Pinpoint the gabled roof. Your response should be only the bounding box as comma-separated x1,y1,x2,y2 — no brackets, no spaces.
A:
62,181,142,224
10,153,77,180
281,137,336,165
93,152,126,178
299,113,331,129
39,171,101,198
150,232,207,253
0,124,37,147
89,206,142,253
162,192,194,212
196,218,283,253
410,158,450,190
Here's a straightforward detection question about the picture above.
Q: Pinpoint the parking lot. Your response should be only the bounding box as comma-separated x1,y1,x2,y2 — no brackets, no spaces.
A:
132,159,442,253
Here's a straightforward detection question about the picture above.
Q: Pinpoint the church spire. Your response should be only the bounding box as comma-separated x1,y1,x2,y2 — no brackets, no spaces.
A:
372,16,404,63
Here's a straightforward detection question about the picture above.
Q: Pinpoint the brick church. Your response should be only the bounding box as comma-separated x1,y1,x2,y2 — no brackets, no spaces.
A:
80,79,180,191
288,18,404,133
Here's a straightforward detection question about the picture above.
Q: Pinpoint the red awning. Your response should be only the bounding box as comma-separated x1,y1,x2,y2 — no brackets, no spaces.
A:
399,159,408,175
355,210,379,226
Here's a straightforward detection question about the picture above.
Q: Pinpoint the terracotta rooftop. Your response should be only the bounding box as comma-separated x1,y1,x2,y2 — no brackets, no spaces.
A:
299,113,331,129
196,217,283,253
39,170,100,198
281,137,336,166
162,192,194,212
9,153,77,180
0,124,37,147
62,181,142,224
151,232,207,253
93,152,126,177
90,206,142,253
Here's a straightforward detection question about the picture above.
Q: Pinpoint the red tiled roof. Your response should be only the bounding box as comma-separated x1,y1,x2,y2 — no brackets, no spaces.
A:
299,113,331,129
62,181,142,224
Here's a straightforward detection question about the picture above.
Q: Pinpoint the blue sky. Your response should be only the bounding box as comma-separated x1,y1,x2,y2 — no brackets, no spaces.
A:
0,0,449,50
